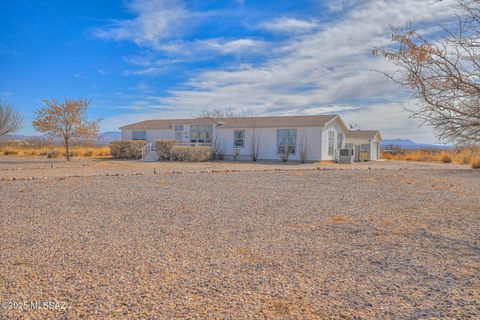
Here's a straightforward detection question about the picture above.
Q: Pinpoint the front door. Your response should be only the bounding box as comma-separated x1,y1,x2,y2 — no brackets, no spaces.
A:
354,145,360,162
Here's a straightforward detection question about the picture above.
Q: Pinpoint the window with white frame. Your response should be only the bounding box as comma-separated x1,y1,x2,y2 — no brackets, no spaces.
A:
132,131,146,140
190,125,213,143
328,131,335,155
337,132,344,149
234,129,245,147
276,129,296,154
173,125,184,142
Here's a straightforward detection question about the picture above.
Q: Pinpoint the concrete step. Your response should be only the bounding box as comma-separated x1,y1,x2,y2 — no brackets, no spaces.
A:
141,151,159,162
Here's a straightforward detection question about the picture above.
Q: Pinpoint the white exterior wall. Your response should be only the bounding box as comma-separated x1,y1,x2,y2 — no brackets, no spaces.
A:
345,136,381,160
120,118,360,162
321,120,347,161
217,126,323,161
121,128,176,142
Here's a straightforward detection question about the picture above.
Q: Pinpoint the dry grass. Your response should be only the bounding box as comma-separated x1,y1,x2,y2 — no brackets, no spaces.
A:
471,157,480,169
382,147,480,168
0,145,110,158
327,216,349,224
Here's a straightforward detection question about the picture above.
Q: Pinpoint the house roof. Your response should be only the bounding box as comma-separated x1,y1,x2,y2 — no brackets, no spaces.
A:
346,130,381,140
119,118,218,130
120,115,339,130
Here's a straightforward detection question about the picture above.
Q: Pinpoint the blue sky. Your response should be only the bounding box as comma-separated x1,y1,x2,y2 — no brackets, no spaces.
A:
0,0,458,143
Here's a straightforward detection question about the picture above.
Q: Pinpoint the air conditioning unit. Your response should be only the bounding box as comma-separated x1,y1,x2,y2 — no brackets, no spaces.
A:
338,149,354,164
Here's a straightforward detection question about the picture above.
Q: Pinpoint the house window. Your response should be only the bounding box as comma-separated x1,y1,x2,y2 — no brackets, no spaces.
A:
276,129,296,154
132,131,146,140
173,125,184,142
190,125,213,143
173,124,184,131
328,131,335,155
361,144,370,151
337,132,344,149
234,129,245,147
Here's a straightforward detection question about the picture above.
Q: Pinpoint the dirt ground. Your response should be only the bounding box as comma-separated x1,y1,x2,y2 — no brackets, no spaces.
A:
1,156,479,319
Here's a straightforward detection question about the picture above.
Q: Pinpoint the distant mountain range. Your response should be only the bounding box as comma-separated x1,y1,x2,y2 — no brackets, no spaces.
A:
1,131,122,145
381,139,452,150
96,131,121,143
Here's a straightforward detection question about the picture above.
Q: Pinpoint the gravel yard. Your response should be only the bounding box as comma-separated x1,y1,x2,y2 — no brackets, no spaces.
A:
1,157,479,319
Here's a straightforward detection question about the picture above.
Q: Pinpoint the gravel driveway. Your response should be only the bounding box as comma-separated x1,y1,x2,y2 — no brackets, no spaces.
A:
1,158,479,319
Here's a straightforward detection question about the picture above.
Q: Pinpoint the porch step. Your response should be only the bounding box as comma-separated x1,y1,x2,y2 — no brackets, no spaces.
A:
141,150,159,162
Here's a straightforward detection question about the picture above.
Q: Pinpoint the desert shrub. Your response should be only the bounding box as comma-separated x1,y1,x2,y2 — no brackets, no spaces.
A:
47,150,60,158
440,154,452,163
232,148,241,161
471,157,480,169
110,140,146,159
170,146,211,162
155,139,178,160
3,148,19,155
95,147,111,157
67,150,81,157
170,146,189,161
279,152,289,163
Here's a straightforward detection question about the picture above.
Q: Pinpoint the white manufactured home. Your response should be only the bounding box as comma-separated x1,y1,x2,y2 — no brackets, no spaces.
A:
119,115,382,162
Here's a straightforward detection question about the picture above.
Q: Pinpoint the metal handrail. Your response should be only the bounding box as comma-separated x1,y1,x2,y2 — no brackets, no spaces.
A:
177,142,212,147
141,142,153,159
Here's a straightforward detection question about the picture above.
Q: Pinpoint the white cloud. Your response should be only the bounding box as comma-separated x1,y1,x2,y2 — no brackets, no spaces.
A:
326,0,362,13
94,0,196,50
260,17,319,33
197,38,267,55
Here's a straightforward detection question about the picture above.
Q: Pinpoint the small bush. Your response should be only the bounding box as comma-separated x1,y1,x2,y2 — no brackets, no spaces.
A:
170,146,211,162
47,150,60,158
3,148,19,155
381,153,393,160
279,152,289,163
68,150,81,157
232,148,241,161
471,157,480,169
155,139,178,160
84,149,93,157
441,154,452,163
110,140,146,159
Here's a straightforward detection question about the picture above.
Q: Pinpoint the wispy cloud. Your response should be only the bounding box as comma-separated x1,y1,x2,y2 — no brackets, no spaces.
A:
326,0,362,13
259,17,319,34
94,0,199,50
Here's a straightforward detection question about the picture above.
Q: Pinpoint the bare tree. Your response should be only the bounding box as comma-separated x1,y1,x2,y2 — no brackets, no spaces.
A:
246,115,262,161
32,98,101,161
375,0,480,144
211,127,225,160
198,108,240,119
0,101,23,138
298,128,309,163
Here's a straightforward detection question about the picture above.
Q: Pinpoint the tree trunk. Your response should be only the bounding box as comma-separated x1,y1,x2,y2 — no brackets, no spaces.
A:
64,137,70,161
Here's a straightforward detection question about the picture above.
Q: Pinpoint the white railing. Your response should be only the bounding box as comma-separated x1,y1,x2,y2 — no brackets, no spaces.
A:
177,142,212,147
141,142,154,159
